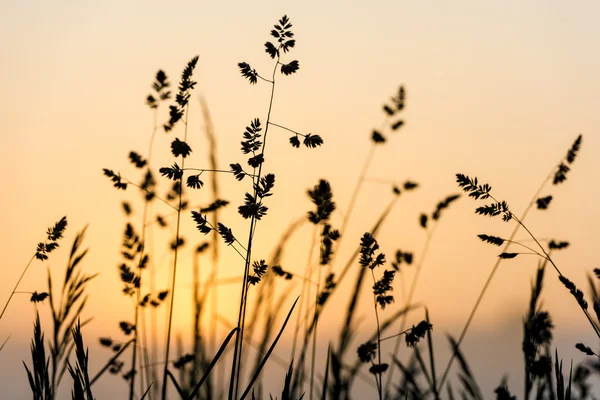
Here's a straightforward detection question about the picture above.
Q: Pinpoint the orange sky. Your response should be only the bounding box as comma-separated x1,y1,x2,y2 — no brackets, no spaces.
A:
1,1,600,398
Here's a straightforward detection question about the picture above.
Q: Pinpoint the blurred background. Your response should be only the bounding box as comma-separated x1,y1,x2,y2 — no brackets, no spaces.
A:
1,0,600,398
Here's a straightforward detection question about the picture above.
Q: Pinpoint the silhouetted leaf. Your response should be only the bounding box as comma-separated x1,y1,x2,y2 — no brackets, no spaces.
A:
255,173,275,198
289,136,300,148
281,40,295,53
119,321,135,336
200,199,229,213
171,138,192,158
265,42,278,58
456,174,491,199
122,202,132,215
357,341,377,363
248,154,264,168
128,151,147,168
548,240,569,250
191,211,212,234
238,62,258,84
103,169,128,190
30,292,49,303
186,175,204,189
371,130,386,144
217,223,235,245
391,120,404,131
281,60,299,75
159,163,183,181
238,193,268,220
369,364,389,375
566,135,582,164
230,163,246,181
420,213,428,228
553,163,570,185
575,343,595,356
478,234,504,246
304,134,323,148
475,201,510,219
241,118,262,154
536,196,553,210
308,180,335,224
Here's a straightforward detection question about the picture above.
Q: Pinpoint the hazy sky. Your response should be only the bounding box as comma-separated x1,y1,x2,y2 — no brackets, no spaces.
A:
1,1,600,398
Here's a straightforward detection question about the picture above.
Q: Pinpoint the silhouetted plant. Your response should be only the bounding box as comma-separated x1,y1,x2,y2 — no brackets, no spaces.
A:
24,313,52,400
438,134,588,394
1,216,67,321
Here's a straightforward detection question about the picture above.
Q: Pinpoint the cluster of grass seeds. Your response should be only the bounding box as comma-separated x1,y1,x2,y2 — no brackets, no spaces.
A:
12,11,600,400
16,226,109,399
0,216,67,321
100,15,327,400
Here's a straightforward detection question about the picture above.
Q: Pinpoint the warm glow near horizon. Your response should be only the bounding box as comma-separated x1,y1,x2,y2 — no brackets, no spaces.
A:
1,1,600,398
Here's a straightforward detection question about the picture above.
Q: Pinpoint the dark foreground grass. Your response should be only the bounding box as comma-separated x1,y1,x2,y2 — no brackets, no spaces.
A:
4,15,599,400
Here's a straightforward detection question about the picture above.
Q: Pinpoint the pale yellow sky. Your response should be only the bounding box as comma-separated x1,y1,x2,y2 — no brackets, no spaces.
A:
1,1,600,398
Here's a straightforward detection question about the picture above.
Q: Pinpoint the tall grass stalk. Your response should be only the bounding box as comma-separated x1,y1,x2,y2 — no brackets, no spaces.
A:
370,268,384,400
290,227,317,371
436,175,558,392
161,101,192,400
384,223,437,396
0,216,67,321
229,54,279,399
384,190,460,396
439,136,585,392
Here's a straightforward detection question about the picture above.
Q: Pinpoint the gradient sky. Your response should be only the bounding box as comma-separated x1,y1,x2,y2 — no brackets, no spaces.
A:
1,1,600,398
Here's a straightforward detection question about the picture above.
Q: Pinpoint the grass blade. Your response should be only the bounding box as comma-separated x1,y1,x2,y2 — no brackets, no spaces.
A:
425,309,439,400
187,327,238,399
166,369,187,399
240,297,299,400
321,345,330,400
140,383,154,400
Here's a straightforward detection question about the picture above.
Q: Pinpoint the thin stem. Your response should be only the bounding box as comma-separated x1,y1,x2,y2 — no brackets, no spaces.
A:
326,113,389,271
0,253,38,320
142,105,160,400
510,214,600,338
184,167,256,177
161,103,189,400
330,144,376,268
130,173,154,400
130,272,141,398
370,361,381,397
379,329,411,342
371,269,383,400
229,49,280,400
0,334,10,351
309,238,324,400
384,223,437,396
257,74,273,83
437,169,553,392
268,122,307,137
505,239,547,259
123,180,178,211
290,226,318,364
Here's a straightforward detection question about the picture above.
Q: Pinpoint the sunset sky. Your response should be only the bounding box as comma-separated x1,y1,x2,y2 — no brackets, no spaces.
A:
1,1,600,398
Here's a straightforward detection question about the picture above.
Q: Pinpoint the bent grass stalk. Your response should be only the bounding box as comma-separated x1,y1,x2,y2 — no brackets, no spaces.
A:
0,216,67,321
439,139,584,392
436,173,555,392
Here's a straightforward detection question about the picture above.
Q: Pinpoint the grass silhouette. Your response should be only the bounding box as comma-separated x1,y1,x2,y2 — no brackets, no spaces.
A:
4,14,600,400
